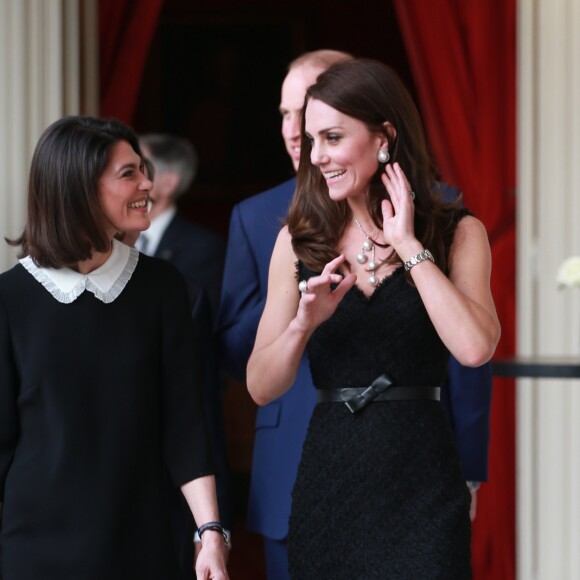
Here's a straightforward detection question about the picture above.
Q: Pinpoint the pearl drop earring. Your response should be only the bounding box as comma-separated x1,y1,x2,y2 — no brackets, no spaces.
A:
377,149,390,164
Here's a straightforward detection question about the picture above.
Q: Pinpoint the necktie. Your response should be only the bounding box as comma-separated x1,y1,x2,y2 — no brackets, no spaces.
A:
138,234,150,255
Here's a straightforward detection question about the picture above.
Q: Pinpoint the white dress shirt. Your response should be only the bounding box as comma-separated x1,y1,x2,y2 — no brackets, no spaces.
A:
135,206,176,256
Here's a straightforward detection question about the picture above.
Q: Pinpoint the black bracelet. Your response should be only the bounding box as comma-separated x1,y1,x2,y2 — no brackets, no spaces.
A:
197,521,229,545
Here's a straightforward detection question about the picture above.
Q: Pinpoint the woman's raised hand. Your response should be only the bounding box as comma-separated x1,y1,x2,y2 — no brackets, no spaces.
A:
295,255,356,332
380,162,417,251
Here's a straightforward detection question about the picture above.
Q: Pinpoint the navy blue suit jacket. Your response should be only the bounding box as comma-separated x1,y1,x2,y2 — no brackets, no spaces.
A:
217,178,492,541
155,213,225,322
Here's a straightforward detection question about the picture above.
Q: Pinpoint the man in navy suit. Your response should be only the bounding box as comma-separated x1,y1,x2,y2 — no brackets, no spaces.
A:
217,50,492,579
136,134,231,579
137,134,225,320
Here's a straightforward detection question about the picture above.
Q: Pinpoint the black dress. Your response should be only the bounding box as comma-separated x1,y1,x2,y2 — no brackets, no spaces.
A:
288,263,472,579
0,244,213,579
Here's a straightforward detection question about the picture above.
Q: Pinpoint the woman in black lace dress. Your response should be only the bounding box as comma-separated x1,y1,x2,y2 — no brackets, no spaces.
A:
247,59,500,579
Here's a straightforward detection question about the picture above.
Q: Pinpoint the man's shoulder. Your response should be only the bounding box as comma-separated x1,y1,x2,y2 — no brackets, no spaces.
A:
434,180,461,202
167,212,224,244
235,178,296,215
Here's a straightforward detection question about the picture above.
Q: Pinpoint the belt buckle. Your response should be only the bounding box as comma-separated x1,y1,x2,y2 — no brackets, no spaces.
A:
340,374,393,413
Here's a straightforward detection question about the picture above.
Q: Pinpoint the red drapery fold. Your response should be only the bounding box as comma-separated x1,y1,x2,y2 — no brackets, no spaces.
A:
99,0,165,123
393,1,516,579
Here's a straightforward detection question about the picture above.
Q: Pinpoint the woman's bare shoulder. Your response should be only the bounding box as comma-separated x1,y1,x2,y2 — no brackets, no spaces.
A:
453,214,489,245
273,225,295,258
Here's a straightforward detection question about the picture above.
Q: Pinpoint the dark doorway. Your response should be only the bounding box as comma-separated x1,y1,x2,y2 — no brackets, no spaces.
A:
133,0,415,236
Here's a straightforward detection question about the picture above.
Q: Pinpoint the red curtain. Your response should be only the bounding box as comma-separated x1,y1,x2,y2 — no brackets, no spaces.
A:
393,1,516,579
99,0,165,123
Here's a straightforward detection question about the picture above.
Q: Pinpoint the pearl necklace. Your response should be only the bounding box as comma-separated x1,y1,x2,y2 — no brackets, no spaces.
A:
353,215,380,286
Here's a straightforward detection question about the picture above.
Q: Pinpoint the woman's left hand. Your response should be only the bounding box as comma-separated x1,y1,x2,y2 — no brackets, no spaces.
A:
380,162,417,251
195,532,230,579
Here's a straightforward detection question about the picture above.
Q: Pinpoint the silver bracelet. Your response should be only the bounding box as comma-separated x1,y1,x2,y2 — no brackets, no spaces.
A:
404,249,434,271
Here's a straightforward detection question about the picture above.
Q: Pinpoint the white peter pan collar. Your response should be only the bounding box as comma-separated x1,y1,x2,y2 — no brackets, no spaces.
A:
20,238,139,304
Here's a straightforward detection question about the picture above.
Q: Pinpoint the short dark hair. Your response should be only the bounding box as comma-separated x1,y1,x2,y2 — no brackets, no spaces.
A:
7,115,144,268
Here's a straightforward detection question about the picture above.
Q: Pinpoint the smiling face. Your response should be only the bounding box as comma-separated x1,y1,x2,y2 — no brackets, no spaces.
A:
97,140,152,238
304,98,386,202
280,64,326,171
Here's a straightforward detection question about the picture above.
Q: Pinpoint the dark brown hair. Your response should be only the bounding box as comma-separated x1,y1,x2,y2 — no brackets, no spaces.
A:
287,59,462,275
7,115,144,268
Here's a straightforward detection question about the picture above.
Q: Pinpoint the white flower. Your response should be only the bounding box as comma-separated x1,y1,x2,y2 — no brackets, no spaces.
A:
556,256,580,288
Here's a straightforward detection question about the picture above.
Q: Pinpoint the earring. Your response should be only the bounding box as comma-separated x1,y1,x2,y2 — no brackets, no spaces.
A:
377,149,390,164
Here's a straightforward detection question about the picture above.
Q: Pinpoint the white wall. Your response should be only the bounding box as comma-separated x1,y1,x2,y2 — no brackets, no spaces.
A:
0,0,97,273
517,0,580,578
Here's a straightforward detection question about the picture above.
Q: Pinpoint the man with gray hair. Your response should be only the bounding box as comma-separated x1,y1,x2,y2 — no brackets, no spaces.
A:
137,133,225,318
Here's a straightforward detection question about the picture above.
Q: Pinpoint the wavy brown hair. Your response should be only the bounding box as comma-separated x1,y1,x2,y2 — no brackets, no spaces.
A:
287,59,462,277
6,116,144,268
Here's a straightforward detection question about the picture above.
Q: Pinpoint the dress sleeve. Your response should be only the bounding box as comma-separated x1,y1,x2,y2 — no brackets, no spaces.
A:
160,266,215,487
0,294,18,497
190,284,233,528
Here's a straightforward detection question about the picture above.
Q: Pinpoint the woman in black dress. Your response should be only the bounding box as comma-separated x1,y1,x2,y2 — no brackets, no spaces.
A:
247,60,501,578
0,116,229,579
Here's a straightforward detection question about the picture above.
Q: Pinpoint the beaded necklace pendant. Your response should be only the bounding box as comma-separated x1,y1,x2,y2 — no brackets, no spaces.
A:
353,216,379,286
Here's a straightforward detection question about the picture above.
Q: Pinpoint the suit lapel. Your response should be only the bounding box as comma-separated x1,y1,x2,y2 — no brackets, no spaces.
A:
154,214,181,261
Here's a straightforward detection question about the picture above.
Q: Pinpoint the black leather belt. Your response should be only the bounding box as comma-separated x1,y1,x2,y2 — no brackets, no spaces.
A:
316,373,441,413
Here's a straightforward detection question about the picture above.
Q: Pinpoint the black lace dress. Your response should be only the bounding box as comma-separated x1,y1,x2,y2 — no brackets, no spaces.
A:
288,262,472,579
